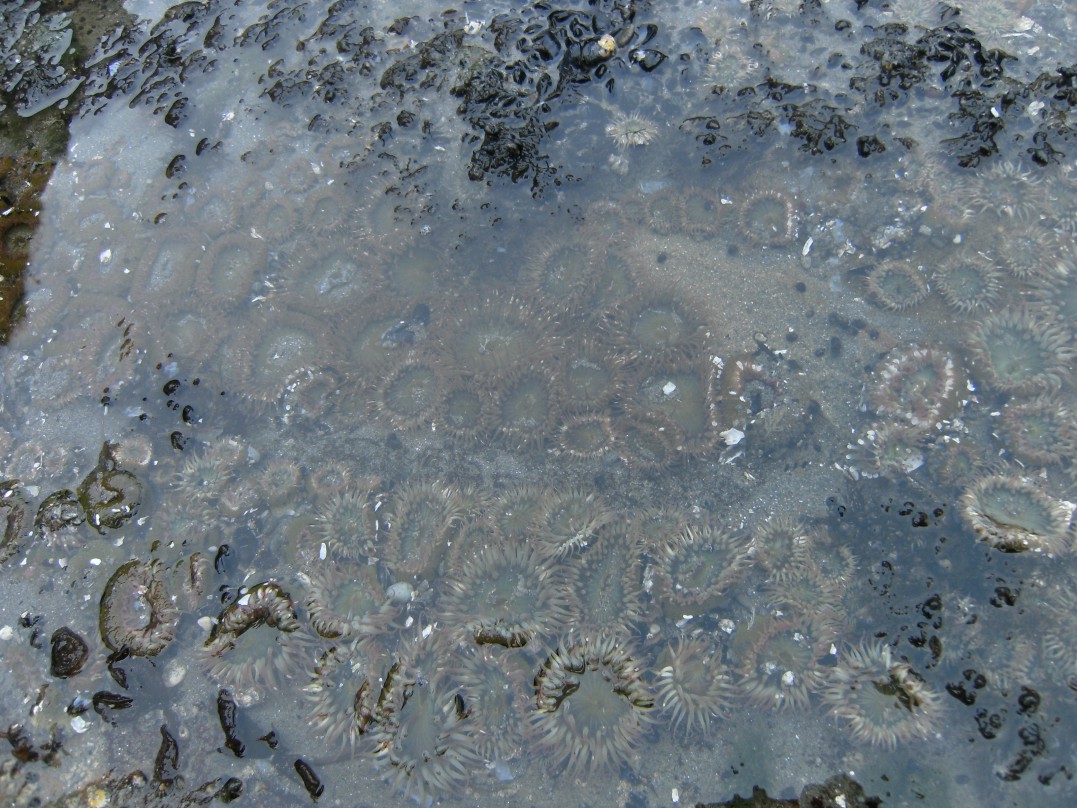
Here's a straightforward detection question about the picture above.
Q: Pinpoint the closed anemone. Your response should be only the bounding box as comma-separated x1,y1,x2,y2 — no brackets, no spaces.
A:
958,474,1070,554
823,640,943,748
439,540,574,648
656,636,736,738
531,635,655,775
99,559,179,657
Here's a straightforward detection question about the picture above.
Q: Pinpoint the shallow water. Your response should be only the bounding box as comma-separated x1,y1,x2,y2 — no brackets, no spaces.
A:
1,1,1076,806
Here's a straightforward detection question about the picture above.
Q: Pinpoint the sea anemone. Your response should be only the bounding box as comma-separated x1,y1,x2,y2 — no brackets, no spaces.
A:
311,478,383,562
570,522,646,637
374,357,446,431
532,487,613,559
958,473,1070,554
680,188,728,239
299,561,397,640
196,232,268,307
652,525,754,619
608,294,711,365
865,260,930,311
303,643,379,755
961,160,1045,222
242,311,337,404
1041,583,1077,679
200,581,311,707
611,412,684,470
99,559,180,657
934,251,1002,313
490,483,551,539
555,336,625,413
531,634,655,775
994,226,1064,281
870,346,964,428
379,243,443,298
255,456,304,509
34,489,85,552
605,112,658,149
301,183,358,235
284,242,381,317
739,188,798,248
967,307,1072,395
822,640,943,748
845,421,928,480
751,514,813,583
490,366,561,449
453,646,532,762
655,635,736,738
554,412,617,460
439,540,574,648
381,480,465,582
738,615,834,710
1000,396,1077,468
526,237,599,305
437,383,491,445
371,656,481,802
627,359,720,456
437,292,558,381
644,188,683,235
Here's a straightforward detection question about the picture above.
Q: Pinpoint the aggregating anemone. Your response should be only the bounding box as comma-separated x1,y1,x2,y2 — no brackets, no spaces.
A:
99,559,179,657
738,615,834,711
958,474,1071,554
655,635,736,738
531,635,654,775
823,641,943,749
200,582,310,707
371,656,481,802
438,540,574,648
967,307,1073,395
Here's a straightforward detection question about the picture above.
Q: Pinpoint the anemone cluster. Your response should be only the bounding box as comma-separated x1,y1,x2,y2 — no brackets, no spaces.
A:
5,0,1077,805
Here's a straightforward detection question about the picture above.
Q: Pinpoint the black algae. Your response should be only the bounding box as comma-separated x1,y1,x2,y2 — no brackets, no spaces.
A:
92,691,134,725
50,627,89,679
216,689,245,758
294,758,324,800
153,725,181,789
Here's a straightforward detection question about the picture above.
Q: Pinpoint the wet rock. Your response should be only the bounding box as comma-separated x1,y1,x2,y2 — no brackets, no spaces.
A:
49,626,89,678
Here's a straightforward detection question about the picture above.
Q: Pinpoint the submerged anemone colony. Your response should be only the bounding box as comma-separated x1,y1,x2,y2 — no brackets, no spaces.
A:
2,0,1077,806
